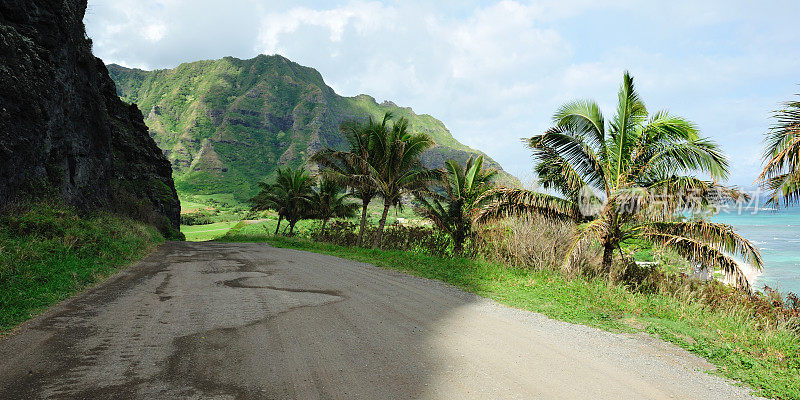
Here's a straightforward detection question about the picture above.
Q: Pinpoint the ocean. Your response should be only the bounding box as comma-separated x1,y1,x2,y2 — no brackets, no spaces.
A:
712,206,800,295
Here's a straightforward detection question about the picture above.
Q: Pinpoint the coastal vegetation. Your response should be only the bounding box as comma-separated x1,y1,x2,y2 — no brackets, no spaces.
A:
311,115,388,246
479,72,760,288
250,166,315,235
212,72,800,399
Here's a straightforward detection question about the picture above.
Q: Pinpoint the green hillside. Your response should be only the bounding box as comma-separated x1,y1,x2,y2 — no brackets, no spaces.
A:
108,55,518,201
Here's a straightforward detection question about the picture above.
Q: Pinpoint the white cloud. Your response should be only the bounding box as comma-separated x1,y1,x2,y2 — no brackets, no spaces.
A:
257,1,393,54
141,22,167,42
441,1,569,79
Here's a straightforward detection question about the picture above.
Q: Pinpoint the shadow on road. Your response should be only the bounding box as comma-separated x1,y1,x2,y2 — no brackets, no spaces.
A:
0,241,480,399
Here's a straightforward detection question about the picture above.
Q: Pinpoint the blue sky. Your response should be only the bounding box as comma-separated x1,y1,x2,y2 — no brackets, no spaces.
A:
84,0,800,186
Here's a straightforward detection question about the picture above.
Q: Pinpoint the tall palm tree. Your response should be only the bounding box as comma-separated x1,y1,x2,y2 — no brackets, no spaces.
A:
758,97,800,206
479,72,761,288
369,117,437,248
250,166,314,235
415,155,497,254
308,177,359,235
311,113,392,246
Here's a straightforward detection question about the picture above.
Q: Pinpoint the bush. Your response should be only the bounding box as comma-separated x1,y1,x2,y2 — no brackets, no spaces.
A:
312,220,454,256
475,216,601,274
180,211,216,225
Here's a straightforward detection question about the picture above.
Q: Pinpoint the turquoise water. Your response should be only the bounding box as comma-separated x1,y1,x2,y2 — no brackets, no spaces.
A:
712,207,800,294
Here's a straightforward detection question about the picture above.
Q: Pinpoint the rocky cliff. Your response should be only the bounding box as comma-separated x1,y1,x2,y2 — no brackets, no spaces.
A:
0,0,180,234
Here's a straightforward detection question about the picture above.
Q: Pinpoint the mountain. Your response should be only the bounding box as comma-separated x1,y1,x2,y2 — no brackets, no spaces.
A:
0,0,180,234
108,55,518,201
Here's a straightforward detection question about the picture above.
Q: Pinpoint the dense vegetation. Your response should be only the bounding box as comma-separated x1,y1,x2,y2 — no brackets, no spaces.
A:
0,202,164,332
250,166,358,235
414,155,497,254
108,55,517,203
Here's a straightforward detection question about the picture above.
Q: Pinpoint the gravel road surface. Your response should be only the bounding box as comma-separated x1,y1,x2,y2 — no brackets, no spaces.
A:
0,241,763,399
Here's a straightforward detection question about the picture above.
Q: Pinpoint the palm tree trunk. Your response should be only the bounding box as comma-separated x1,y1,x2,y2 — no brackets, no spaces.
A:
453,232,464,255
373,198,391,249
289,220,296,235
321,218,328,236
602,242,614,274
357,200,369,247
275,215,282,235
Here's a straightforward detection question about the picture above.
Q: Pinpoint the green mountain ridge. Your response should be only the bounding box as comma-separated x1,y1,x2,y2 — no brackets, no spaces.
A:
108,54,518,201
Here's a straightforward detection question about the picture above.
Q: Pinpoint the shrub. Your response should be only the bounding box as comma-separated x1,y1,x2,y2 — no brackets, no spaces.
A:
180,211,216,225
475,216,601,274
312,220,454,256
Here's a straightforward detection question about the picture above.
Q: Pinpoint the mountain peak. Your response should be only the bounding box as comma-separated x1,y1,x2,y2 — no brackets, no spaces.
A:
109,55,519,199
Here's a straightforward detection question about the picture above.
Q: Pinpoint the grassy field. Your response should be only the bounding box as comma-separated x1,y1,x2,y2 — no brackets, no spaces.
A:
219,232,800,400
0,202,164,333
179,193,425,241
181,221,242,241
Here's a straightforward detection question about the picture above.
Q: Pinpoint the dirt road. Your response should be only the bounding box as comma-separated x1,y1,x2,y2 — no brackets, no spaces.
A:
0,242,763,399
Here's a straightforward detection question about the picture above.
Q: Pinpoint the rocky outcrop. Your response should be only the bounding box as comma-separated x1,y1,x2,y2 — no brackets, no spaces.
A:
0,0,180,235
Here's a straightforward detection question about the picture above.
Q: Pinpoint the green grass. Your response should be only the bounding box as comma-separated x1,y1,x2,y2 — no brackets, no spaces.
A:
179,192,248,212
219,233,800,400
181,221,242,241
179,197,426,241
0,202,164,332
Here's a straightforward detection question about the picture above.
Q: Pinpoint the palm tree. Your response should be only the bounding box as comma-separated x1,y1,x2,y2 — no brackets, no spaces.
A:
311,114,391,246
758,97,800,206
369,117,437,248
415,155,497,254
309,177,359,235
250,166,314,235
479,72,761,288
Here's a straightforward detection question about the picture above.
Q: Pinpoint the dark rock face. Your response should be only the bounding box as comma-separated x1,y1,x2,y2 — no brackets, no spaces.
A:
0,0,180,233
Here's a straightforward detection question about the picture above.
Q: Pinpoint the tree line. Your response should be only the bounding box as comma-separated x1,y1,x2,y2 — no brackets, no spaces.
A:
251,72,800,289
251,111,495,253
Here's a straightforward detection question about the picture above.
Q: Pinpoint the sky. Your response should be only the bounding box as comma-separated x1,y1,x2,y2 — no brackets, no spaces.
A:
84,0,800,186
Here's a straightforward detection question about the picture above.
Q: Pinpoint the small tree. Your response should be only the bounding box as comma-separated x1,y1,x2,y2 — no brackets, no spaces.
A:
311,114,391,246
308,177,359,235
369,117,437,248
415,155,497,254
250,166,314,235
479,72,761,288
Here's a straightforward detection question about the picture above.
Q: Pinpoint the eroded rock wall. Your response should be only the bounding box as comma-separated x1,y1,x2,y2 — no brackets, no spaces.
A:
0,0,180,233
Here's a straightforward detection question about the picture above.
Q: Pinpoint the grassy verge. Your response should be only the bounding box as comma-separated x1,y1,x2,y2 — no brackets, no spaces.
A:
181,221,241,241
220,232,800,400
0,202,164,332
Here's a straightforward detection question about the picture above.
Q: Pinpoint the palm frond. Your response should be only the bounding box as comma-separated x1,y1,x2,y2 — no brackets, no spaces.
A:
553,99,606,153
635,136,729,182
476,188,579,223
643,220,762,269
607,71,647,186
528,126,608,194
758,98,800,205
642,230,754,289
762,169,800,207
